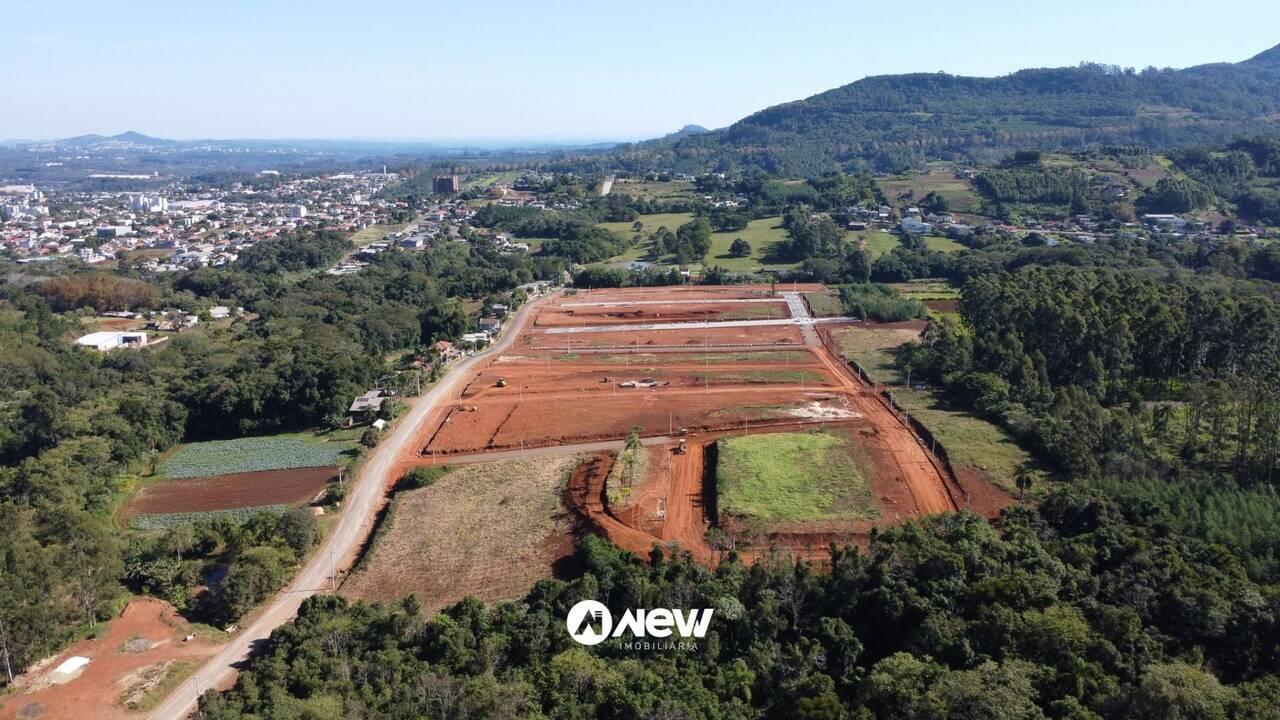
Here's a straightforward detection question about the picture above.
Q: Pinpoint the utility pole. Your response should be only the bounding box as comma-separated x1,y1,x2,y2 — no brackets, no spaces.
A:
329,549,336,592
0,617,13,684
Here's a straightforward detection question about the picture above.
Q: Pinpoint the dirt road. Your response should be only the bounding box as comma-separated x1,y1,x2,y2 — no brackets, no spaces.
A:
145,294,553,720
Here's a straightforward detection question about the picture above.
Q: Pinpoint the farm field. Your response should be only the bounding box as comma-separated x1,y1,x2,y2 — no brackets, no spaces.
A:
716,430,878,523
122,466,336,528
828,325,1025,507
158,433,355,479
340,456,578,612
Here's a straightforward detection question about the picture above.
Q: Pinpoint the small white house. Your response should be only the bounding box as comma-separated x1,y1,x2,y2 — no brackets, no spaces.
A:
75,331,148,351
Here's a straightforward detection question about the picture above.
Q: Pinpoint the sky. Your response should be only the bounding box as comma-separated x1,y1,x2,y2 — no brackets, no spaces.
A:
3,0,1279,143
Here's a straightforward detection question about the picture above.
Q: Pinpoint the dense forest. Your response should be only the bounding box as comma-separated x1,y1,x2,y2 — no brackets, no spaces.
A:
611,45,1280,176
0,236,558,678
202,516,1280,719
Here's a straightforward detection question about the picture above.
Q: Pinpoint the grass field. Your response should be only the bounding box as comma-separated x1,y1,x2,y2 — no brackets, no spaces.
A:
716,430,878,523
341,456,577,612
596,213,796,273
831,326,1033,494
463,170,522,189
924,235,966,252
804,291,845,317
880,169,983,214
857,230,902,259
158,432,356,479
349,222,410,247
608,179,697,201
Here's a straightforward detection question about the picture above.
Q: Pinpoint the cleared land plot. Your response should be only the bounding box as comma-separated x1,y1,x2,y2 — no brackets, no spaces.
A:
158,434,354,479
425,391,855,454
880,170,983,213
717,430,878,524
523,323,806,350
123,466,335,525
608,180,697,201
341,456,577,611
804,291,845,317
349,222,410,247
534,300,788,327
830,326,1029,500
467,361,831,400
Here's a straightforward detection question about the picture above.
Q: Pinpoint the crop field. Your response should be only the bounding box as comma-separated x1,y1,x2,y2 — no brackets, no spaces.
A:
127,504,291,531
158,433,355,479
123,466,335,527
341,456,578,612
716,430,878,523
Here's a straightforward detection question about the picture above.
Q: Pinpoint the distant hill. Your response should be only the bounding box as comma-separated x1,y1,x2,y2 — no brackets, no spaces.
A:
618,44,1280,176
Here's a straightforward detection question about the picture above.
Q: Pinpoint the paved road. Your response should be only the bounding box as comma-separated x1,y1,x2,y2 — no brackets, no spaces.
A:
782,292,821,347
146,294,553,720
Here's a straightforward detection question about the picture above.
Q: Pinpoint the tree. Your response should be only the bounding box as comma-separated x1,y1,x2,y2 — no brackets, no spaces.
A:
729,238,752,258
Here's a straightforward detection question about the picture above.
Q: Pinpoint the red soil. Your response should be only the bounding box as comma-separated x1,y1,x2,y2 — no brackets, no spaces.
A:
0,598,224,720
399,284,962,567
534,302,788,328
121,466,336,520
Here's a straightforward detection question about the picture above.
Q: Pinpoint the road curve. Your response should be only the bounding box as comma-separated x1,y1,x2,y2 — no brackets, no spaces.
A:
146,293,554,720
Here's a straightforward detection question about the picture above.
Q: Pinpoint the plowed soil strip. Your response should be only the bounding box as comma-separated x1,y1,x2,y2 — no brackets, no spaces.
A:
122,466,336,520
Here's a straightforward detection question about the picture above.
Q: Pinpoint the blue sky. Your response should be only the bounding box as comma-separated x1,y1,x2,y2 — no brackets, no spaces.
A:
3,0,1278,142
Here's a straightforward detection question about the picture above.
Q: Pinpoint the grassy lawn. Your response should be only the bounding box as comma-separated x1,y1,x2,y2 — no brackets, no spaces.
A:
924,235,966,252
717,430,878,523
856,230,902,259
350,222,410,247
598,211,695,241
831,326,1033,494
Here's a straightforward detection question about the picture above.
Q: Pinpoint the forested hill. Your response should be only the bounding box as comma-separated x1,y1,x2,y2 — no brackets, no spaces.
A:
617,44,1280,176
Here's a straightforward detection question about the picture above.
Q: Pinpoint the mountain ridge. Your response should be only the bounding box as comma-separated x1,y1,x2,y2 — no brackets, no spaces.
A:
618,43,1280,176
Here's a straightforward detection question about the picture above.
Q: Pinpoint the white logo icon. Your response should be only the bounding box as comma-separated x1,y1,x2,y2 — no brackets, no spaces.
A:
566,599,613,646
566,599,714,646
